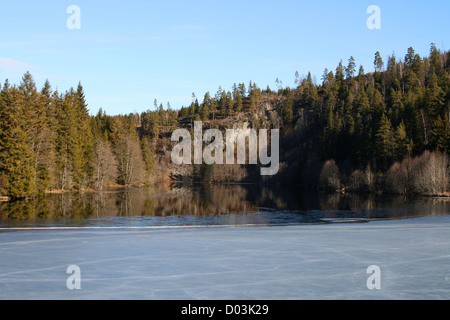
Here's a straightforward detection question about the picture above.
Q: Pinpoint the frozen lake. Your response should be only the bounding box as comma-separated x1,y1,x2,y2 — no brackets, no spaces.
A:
1,215,449,300
1,186,449,300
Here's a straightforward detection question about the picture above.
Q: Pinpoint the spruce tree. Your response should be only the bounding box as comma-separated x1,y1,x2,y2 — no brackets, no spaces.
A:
0,81,37,198
345,56,356,79
375,113,396,168
430,115,450,152
425,72,445,120
395,121,414,160
75,83,94,189
282,95,294,127
374,51,384,72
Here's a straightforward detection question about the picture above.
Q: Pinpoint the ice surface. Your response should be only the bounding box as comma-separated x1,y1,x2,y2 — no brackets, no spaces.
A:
1,215,449,300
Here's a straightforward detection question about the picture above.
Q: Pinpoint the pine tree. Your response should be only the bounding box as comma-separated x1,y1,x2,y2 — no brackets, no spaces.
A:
73,83,94,189
209,98,217,121
302,73,319,116
395,121,413,160
54,90,75,190
388,88,404,125
249,83,260,112
200,94,210,121
232,84,243,113
356,87,370,114
149,112,160,138
404,47,416,68
425,72,446,120
345,92,355,136
376,113,396,168
374,51,384,72
430,115,450,152
226,91,234,116
18,72,40,144
282,95,294,127
238,83,246,98
158,103,166,128
335,61,345,83
0,81,37,198
321,68,330,86
429,43,443,77
140,135,155,184
178,106,189,119
345,56,356,79
218,90,227,116
18,74,57,194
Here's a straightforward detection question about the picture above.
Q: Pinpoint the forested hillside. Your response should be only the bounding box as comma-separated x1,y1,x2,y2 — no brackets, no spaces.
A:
0,44,449,199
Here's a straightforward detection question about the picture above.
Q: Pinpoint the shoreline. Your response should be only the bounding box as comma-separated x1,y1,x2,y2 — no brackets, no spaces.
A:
0,183,448,203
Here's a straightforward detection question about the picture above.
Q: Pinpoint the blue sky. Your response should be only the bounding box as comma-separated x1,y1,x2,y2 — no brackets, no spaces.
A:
1,0,449,115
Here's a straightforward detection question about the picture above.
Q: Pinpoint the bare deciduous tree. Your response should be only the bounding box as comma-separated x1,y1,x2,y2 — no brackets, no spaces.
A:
319,160,341,191
94,139,118,190
386,151,449,195
115,134,147,187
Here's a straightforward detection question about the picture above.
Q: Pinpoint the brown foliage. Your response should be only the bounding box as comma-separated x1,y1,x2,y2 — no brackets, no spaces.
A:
385,151,449,195
319,160,341,191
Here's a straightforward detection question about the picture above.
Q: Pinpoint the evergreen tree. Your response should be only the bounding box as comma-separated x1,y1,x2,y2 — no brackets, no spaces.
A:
201,92,211,121
226,91,234,116
0,47,448,197
404,47,416,68
158,103,166,127
249,83,260,112
344,92,355,136
282,95,294,127
388,88,404,125
374,51,384,72
395,121,414,160
321,68,330,86
302,73,319,116
335,61,345,85
73,83,94,189
429,43,443,77
54,90,75,190
0,81,37,198
140,135,155,184
238,83,246,98
345,56,356,79
178,106,189,119
375,113,396,168
430,115,450,152
425,72,446,120
232,85,243,113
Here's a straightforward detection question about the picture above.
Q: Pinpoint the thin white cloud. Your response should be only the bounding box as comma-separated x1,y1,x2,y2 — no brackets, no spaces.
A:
0,57,76,87
0,57,33,73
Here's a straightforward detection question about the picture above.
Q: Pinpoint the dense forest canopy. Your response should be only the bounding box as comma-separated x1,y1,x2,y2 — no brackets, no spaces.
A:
0,44,449,199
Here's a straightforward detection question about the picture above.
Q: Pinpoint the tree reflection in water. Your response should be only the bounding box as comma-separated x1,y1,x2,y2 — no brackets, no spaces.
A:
0,184,449,227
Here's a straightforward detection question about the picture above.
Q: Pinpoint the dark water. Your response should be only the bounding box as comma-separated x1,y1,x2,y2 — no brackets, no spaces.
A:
0,184,449,228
